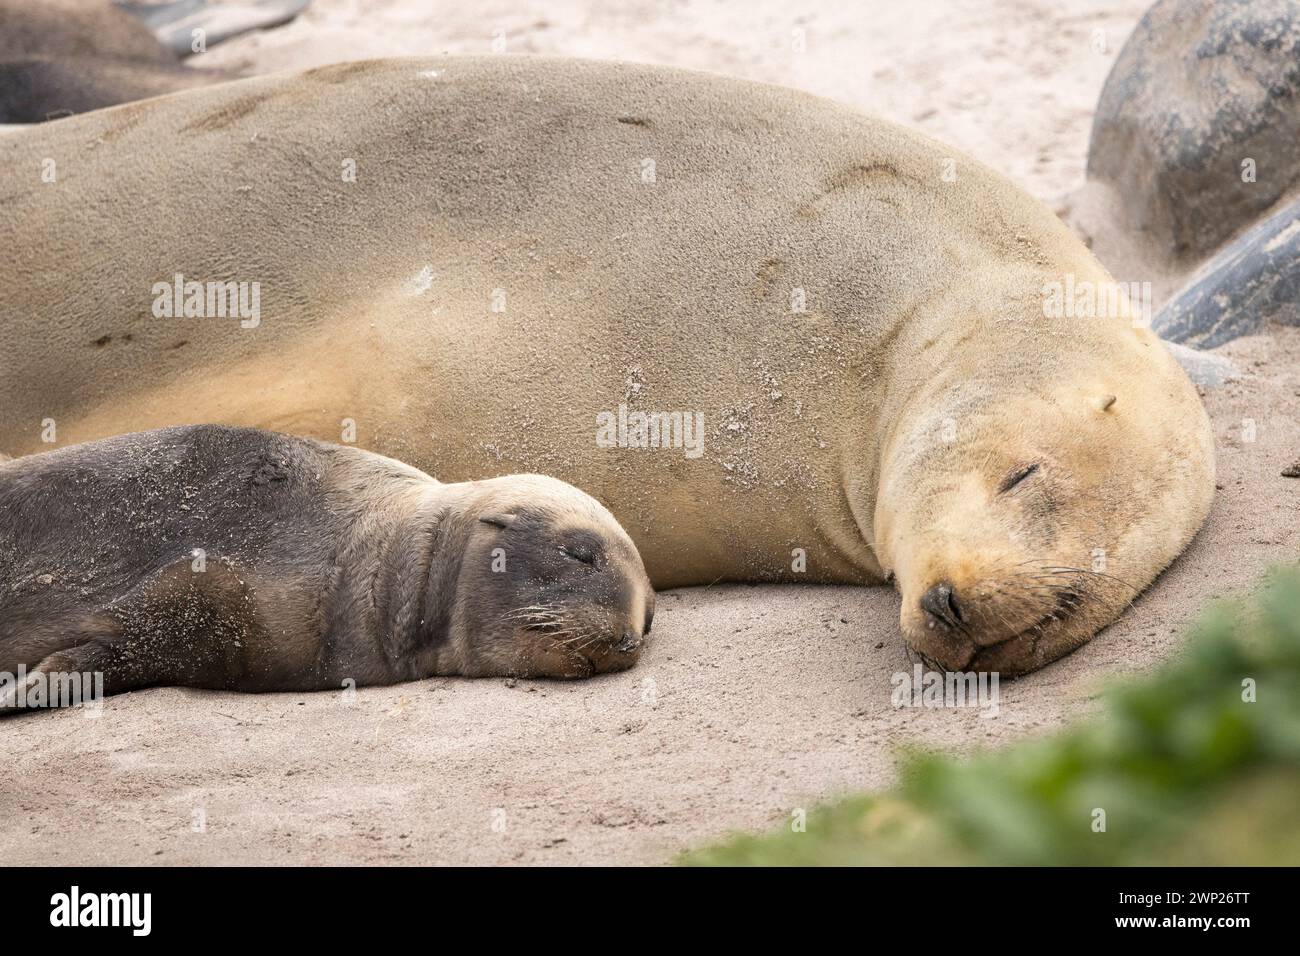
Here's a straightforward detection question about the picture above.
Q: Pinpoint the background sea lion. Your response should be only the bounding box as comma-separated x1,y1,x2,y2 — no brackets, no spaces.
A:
0,55,216,123
0,0,309,122
0,425,654,709
0,56,1215,674
1155,196,1300,349
118,0,311,58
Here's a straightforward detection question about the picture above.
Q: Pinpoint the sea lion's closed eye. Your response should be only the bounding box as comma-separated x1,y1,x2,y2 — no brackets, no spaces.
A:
998,463,1039,494
560,545,597,566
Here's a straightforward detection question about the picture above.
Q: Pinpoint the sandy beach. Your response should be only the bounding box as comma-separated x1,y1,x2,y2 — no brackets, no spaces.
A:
3,0,1297,865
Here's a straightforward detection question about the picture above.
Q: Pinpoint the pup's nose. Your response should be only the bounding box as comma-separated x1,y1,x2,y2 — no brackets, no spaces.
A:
920,582,963,630
615,630,642,654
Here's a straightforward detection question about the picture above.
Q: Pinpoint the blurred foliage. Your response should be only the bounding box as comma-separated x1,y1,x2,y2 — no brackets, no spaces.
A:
683,568,1300,866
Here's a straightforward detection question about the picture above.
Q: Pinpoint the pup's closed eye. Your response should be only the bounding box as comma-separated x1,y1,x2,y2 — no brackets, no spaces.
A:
559,545,597,565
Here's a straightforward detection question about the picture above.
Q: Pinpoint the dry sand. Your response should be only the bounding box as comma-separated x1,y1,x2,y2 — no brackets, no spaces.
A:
4,0,1298,865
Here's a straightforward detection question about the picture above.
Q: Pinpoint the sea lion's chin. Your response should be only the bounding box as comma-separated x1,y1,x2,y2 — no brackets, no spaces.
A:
455,621,644,680
517,624,645,679
516,635,597,680
901,606,1068,676
895,565,1101,676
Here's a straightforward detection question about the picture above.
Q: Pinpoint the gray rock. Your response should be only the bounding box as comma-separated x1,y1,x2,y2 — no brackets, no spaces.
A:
1088,0,1300,261
1161,341,1239,389
1155,197,1300,347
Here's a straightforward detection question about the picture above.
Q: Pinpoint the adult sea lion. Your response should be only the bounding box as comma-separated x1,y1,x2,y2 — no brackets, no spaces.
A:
0,425,654,709
0,56,1216,674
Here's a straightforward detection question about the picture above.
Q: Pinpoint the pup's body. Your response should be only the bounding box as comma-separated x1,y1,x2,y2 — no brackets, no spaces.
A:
0,426,653,709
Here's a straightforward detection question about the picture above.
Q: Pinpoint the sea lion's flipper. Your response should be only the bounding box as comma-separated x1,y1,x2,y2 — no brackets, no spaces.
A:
0,611,124,713
102,555,263,690
1,556,260,711
1,635,125,712
114,0,208,32
131,0,312,58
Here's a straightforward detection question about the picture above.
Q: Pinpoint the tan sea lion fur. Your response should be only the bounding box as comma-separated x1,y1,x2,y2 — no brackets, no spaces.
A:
0,56,1215,674
0,425,654,710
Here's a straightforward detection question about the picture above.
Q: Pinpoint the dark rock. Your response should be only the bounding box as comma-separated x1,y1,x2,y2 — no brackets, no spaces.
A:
1161,341,1240,387
1088,0,1300,261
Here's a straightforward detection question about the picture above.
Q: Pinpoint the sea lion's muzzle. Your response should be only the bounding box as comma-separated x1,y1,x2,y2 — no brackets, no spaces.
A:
576,625,647,674
905,569,1097,676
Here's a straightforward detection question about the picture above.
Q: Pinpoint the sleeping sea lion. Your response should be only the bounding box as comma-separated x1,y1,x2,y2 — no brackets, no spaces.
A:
0,56,1215,674
0,425,654,710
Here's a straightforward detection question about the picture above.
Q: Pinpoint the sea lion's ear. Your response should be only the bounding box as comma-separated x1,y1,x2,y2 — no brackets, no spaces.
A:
1098,394,1117,412
479,513,517,530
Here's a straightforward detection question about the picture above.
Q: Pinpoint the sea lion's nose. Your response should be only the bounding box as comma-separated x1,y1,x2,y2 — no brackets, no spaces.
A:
615,630,642,654
920,582,963,630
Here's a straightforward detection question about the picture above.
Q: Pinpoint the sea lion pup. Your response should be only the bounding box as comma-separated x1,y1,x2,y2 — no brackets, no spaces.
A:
0,57,1215,675
0,426,654,710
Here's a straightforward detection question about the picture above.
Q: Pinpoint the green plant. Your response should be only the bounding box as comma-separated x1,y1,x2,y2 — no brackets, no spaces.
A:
683,569,1300,866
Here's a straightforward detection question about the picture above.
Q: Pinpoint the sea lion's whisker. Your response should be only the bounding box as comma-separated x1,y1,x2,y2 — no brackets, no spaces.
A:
555,631,600,646
499,604,564,623
1040,566,1141,594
